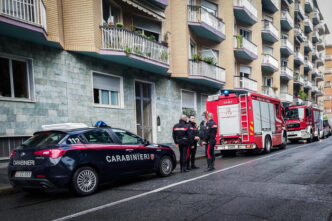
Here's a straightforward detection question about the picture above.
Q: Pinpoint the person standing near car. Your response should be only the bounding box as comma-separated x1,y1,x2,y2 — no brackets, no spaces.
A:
187,115,200,170
172,114,190,173
202,113,217,171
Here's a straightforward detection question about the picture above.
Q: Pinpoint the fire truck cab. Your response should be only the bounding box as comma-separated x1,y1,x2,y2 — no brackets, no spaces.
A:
206,90,287,155
285,105,321,142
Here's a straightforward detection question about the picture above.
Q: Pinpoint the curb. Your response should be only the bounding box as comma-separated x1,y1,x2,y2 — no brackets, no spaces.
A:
0,186,19,196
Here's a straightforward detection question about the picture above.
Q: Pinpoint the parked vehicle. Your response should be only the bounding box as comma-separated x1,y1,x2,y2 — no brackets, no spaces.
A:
206,90,287,156
323,119,332,138
285,106,321,143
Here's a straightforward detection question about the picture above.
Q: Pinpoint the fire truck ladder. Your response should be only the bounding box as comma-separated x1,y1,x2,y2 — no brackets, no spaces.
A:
239,94,249,142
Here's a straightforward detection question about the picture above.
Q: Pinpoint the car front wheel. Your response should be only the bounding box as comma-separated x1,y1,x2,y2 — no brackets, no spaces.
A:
72,167,99,196
158,156,173,177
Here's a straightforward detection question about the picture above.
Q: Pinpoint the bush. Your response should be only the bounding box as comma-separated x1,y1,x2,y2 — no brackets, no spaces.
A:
203,57,214,65
183,108,196,117
116,23,123,28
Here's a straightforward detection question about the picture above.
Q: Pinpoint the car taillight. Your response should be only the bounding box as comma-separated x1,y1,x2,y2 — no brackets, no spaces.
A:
10,151,16,158
34,149,66,159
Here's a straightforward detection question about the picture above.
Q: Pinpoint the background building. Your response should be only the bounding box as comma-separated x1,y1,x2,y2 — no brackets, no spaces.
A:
324,45,332,121
0,0,329,158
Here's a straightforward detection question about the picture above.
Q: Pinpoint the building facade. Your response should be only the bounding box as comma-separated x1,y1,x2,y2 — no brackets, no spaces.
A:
0,0,329,158
324,45,332,120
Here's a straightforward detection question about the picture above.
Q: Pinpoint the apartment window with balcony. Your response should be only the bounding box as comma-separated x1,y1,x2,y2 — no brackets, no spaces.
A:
133,16,161,42
0,55,34,101
282,33,289,39
201,49,219,65
264,77,273,87
240,65,251,78
181,90,197,112
240,28,252,41
189,39,196,59
263,45,273,56
201,0,218,16
281,84,288,93
93,72,122,108
282,59,288,67
263,14,273,22
103,0,121,25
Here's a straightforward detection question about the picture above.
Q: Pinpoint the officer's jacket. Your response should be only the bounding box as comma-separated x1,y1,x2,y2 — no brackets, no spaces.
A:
204,119,217,142
188,121,199,145
172,119,190,144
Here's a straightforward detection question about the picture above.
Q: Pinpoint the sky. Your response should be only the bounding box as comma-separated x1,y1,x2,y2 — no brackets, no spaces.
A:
317,0,332,45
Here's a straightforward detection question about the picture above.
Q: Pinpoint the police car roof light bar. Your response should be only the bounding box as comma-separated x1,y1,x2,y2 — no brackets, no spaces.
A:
95,120,110,128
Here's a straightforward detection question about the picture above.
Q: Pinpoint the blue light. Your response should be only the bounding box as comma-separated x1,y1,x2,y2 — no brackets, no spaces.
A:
95,120,108,127
223,90,229,96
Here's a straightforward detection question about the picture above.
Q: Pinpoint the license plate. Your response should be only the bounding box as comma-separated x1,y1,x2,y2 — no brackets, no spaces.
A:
15,171,32,178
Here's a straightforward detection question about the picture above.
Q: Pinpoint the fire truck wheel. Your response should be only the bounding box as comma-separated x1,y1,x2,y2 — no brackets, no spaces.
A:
307,131,313,143
314,131,320,141
220,150,236,157
263,136,272,154
279,133,287,149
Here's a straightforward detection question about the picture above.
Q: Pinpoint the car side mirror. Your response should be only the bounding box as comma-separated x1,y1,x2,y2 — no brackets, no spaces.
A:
143,139,150,146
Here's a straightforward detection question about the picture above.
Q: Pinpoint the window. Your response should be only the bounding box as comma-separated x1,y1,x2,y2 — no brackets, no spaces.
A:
281,59,288,67
23,132,66,147
182,90,196,111
190,39,196,59
103,0,121,25
84,130,114,144
66,135,85,144
201,94,208,115
263,15,273,22
282,34,289,39
112,129,144,145
133,16,161,42
201,0,218,16
240,65,251,78
201,49,219,65
264,77,273,87
0,55,33,100
240,28,251,40
93,72,122,107
275,104,280,117
263,45,273,56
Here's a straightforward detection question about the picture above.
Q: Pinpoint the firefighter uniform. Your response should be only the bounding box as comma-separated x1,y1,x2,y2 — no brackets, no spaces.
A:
187,121,199,169
172,119,190,172
204,119,217,170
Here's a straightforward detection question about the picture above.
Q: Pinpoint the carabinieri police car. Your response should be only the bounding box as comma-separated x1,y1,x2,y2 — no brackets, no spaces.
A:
8,122,176,196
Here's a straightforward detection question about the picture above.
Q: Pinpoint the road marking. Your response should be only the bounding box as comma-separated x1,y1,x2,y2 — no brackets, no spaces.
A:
53,140,328,221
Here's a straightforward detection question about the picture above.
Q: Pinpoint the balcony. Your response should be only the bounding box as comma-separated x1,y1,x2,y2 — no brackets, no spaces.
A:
304,39,313,52
294,74,304,86
304,81,312,89
233,0,258,25
312,29,320,43
280,66,293,80
312,48,318,60
188,5,225,43
188,60,226,88
280,10,294,31
304,100,312,106
318,22,325,34
313,9,320,25
294,51,304,65
262,0,279,13
325,68,332,75
234,36,258,61
305,0,313,13
293,97,303,105
261,20,279,43
294,26,305,42
312,67,318,77
316,57,324,67
316,71,324,81
0,0,53,47
295,2,305,20
234,76,258,91
304,59,313,71
280,93,293,103
101,26,169,74
304,17,313,33
147,0,168,9
317,87,324,96
262,86,278,98
280,39,293,56
312,85,318,92
261,54,278,72
317,40,325,51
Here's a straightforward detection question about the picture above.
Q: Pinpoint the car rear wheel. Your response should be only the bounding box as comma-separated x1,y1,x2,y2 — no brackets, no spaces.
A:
72,167,98,196
158,156,173,177
264,136,272,154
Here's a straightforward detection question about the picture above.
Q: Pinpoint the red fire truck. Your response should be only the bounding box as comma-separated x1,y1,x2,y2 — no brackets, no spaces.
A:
285,105,321,143
206,90,287,155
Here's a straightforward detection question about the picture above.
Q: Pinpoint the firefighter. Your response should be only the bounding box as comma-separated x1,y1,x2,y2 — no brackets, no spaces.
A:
202,113,217,171
187,115,200,170
172,114,190,172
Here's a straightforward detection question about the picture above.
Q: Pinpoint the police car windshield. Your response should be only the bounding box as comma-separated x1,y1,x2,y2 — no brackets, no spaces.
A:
23,132,66,147
286,108,304,120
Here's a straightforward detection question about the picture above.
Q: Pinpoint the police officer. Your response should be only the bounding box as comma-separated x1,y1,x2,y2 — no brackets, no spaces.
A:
172,114,190,173
202,113,217,171
187,115,200,170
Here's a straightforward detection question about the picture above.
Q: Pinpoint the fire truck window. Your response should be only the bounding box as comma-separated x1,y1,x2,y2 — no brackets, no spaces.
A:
275,104,280,117
252,100,262,134
260,101,271,131
269,103,276,133
306,108,311,118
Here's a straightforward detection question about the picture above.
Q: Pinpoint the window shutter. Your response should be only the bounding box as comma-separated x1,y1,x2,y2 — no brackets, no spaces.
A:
93,73,120,92
182,91,195,109
133,16,161,34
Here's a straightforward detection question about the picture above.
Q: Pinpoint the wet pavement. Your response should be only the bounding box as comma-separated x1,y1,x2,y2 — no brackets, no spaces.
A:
1,138,332,221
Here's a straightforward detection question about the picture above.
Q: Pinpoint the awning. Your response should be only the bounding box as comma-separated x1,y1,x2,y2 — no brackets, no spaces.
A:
120,0,165,20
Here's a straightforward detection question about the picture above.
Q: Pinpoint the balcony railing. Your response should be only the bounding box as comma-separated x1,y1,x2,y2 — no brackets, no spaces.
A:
304,59,313,70
294,27,305,41
0,0,47,30
280,93,293,103
295,2,305,19
101,27,169,65
262,20,279,40
304,17,313,32
281,10,294,29
281,38,294,54
261,54,278,71
234,76,257,91
312,30,320,42
189,60,226,83
313,9,320,24
312,85,318,92
187,5,225,36
304,81,312,89
234,36,258,56
281,66,293,79
262,86,278,98
294,75,304,85
304,39,313,51
234,0,258,20
294,51,304,63
305,0,313,12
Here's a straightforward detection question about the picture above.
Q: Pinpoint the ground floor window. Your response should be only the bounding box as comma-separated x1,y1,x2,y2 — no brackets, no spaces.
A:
0,55,33,100
93,72,122,108
182,89,196,116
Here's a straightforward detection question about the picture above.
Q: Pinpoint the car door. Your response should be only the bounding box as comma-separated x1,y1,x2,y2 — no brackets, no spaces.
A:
111,129,155,173
82,129,128,177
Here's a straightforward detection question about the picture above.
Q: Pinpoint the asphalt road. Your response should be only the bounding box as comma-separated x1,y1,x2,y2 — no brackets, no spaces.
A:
1,138,332,221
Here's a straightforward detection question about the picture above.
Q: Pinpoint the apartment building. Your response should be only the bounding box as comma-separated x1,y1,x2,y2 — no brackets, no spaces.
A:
0,0,329,158
324,45,332,119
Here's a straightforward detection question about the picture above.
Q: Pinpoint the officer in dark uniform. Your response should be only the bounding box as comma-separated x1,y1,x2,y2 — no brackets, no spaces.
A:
172,114,190,172
202,113,217,171
187,115,200,170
